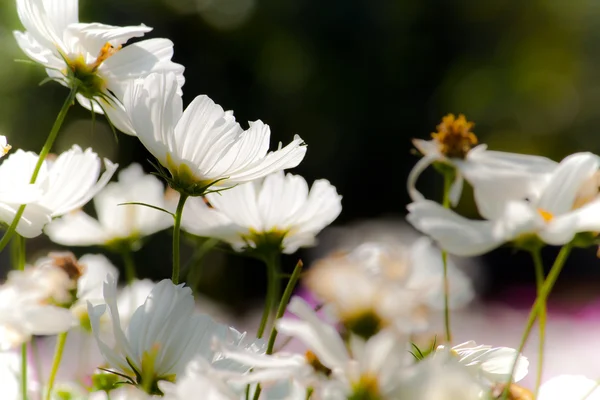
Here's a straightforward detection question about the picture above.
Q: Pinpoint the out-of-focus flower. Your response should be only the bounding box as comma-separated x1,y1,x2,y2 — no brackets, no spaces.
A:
267,297,408,399
159,357,240,400
13,0,184,135
395,350,487,400
408,113,557,206
0,135,11,157
437,341,529,384
305,238,473,338
0,145,117,238
0,253,82,350
182,171,342,254
123,72,306,195
88,277,262,394
46,163,173,249
408,152,600,255
538,375,600,400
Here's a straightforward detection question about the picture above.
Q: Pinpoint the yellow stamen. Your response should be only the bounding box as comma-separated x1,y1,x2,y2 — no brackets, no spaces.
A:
89,42,122,71
431,113,477,159
537,208,554,222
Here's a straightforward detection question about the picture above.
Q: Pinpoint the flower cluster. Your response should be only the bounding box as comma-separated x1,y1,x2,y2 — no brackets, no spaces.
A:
0,0,596,399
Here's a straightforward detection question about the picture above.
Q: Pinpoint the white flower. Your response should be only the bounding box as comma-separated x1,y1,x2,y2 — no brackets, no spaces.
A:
88,277,261,393
0,145,117,238
395,350,486,400
408,113,557,205
538,375,600,400
0,135,11,158
408,152,600,255
258,297,409,399
181,171,341,254
0,278,75,351
438,341,529,384
13,0,184,135
159,357,240,400
45,163,173,248
305,238,473,337
123,72,307,194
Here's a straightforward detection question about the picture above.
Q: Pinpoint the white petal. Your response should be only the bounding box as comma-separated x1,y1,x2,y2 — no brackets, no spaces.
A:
539,375,600,400
125,72,182,165
276,297,349,369
13,30,64,69
537,152,599,215
541,199,600,245
407,153,438,202
45,211,109,246
65,22,152,56
406,200,506,256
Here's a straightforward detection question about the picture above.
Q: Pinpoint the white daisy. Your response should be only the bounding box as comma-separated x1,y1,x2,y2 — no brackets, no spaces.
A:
123,72,307,195
0,145,117,238
181,171,341,254
13,0,184,135
45,163,173,248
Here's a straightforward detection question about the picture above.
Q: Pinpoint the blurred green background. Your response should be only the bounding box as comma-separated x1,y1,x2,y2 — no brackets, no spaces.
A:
3,0,600,308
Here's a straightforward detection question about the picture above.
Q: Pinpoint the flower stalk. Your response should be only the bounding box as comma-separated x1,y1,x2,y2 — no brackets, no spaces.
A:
501,243,573,400
441,170,453,344
531,248,547,398
46,331,68,400
172,194,189,284
0,88,77,253
256,252,281,339
121,247,137,285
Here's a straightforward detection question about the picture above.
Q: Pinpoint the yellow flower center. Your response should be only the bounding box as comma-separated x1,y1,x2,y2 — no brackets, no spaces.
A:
491,383,534,400
305,351,332,376
64,42,121,99
537,208,554,222
349,374,382,400
431,113,478,159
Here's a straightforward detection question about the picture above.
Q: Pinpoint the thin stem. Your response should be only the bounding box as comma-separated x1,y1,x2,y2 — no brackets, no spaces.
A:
0,88,77,253
501,244,572,400
121,247,136,285
266,260,303,354
185,238,220,292
253,260,303,400
440,171,453,343
172,194,189,284
11,235,27,399
256,253,281,339
531,248,546,398
21,343,27,400
45,332,68,400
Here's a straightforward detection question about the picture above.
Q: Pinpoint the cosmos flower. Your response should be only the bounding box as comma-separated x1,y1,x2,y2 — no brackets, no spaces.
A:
46,163,173,248
0,145,117,238
88,277,262,394
181,171,342,254
123,72,306,195
408,113,556,206
13,0,184,135
407,152,600,255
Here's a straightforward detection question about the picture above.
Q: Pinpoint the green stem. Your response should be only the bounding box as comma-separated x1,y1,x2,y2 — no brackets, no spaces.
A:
266,260,303,354
531,248,546,398
185,238,220,292
0,88,76,253
501,243,572,400
172,194,189,284
21,343,27,400
11,235,27,399
256,253,281,339
45,332,68,400
440,171,453,343
254,260,303,400
121,247,136,285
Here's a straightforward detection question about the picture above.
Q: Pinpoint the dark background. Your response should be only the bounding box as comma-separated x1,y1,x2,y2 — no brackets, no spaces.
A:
2,0,600,311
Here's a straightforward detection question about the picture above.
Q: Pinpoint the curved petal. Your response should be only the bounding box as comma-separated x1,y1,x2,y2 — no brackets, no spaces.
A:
407,153,437,202
65,22,152,56
537,152,599,215
541,200,600,245
124,72,182,165
406,200,506,256
13,30,64,69
45,211,109,246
